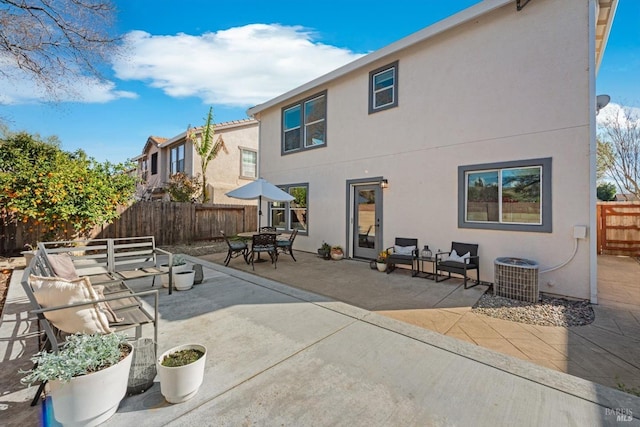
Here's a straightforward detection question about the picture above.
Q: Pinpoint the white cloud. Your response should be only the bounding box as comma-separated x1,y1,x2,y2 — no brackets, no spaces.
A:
0,60,138,105
113,24,366,106
596,102,640,127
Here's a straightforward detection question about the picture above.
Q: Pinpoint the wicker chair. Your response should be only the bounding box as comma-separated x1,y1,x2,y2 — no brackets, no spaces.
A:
436,242,480,288
386,237,419,276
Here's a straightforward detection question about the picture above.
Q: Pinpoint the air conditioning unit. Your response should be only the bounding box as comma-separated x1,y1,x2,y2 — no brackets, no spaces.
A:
494,257,539,303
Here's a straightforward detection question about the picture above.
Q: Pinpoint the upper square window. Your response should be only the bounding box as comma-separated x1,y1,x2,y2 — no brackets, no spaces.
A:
170,144,185,175
458,158,552,233
369,61,398,114
282,91,326,154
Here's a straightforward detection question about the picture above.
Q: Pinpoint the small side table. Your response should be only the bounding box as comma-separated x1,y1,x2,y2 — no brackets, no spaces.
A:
414,256,438,280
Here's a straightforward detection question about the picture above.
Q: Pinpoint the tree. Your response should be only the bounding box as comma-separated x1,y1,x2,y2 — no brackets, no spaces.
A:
0,0,119,99
0,132,136,252
166,172,202,203
187,107,228,203
597,105,640,200
597,182,617,201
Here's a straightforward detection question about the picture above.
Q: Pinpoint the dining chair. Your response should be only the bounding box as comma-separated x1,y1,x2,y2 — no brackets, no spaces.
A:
249,233,277,270
276,229,298,262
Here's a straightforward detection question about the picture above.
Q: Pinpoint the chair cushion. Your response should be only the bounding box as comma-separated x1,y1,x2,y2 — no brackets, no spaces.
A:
276,240,290,247
229,242,247,250
447,249,470,263
394,245,416,256
47,253,80,281
28,275,113,334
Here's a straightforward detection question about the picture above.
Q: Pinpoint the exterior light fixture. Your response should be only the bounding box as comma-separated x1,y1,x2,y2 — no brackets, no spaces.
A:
380,179,389,189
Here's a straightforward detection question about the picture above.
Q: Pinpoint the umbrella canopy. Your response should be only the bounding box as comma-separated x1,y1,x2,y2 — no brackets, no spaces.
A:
226,178,294,229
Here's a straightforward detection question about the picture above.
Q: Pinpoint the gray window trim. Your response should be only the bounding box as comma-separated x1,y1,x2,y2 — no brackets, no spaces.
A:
458,157,552,233
281,91,327,155
369,60,399,114
269,182,309,235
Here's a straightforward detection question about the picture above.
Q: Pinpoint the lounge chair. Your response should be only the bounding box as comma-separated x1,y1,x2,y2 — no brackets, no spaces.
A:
436,242,480,288
386,237,419,276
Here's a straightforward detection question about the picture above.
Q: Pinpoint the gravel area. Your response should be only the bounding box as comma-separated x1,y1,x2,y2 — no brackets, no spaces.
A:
159,241,227,257
472,291,595,327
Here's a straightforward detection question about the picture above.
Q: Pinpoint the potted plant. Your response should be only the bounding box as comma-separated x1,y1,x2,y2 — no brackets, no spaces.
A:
376,251,388,272
330,245,344,260
174,269,195,291
21,243,37,266
161,255,192,288
317,242,331,260
21,333,133,427
157,344,207,404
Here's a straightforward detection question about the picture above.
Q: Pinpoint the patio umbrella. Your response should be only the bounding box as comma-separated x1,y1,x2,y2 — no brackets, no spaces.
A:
225,178,294,229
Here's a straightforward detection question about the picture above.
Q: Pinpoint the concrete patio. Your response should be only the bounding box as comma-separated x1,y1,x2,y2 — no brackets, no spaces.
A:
0,253,638,426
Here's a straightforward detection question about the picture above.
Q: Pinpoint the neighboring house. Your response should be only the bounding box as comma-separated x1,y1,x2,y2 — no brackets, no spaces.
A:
247,0,617,302
133,118,258,204
614,194,639,202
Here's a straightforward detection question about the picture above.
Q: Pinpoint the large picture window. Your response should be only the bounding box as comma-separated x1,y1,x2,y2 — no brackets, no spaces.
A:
458,158,552,232
170,144,185,175
369,61,398,114
282,92,326,154
270,184,308,233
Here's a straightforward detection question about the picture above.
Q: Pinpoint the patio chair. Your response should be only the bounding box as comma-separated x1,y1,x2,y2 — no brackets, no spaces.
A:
436,242,480,289
221,231,249,266
386,237,419,276
249,233,278,270
277,229,299,262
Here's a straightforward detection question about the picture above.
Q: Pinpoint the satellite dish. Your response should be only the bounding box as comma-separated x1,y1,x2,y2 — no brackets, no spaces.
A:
596,94,610,114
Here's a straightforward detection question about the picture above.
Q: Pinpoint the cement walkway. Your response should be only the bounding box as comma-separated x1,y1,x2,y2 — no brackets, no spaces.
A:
1,255,638,426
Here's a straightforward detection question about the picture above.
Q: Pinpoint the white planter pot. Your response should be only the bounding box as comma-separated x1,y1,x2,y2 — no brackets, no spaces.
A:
330,252,343,261
160,263,192,288
376,262,387,272
50,344,133,427
22,250,37,266
174,270,195,291
157,344,207,404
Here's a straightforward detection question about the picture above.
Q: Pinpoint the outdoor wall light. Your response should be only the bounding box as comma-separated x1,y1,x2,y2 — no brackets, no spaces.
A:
380,179,389,189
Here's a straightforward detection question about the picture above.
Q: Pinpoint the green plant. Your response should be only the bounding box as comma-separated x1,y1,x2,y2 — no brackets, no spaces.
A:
597,182,617,201
166,172,202,203
160,349,204,367
187,107,229,203
616,376,640,397
172,255,186,266
331,245,343,253
0,132,136,245
20,333,129,384
320,242,331,252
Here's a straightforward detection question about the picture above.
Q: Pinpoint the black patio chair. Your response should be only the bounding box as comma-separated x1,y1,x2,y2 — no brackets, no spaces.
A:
249,233,278,270
386,237,419,276
436,242,480,289
221,231,249,266
277,229,299,262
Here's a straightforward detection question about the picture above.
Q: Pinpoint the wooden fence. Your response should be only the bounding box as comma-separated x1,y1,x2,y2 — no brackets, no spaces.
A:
597,202,640,256
1,202,257,254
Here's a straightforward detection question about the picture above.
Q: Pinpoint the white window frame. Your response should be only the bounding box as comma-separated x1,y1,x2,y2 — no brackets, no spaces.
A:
170,144,185,175
240,148,257,179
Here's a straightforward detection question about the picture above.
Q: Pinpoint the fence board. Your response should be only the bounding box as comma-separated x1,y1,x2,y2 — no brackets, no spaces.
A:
2,202,258,254
597,202,640,256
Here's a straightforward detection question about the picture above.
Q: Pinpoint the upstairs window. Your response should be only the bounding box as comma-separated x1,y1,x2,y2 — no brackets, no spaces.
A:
240,148,257,179
282,91,326,154
369,61,398,114
170,144,185,175
151,153,158,175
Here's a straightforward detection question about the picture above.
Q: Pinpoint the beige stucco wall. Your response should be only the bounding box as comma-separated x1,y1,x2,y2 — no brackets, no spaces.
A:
255,0,595,299
191,120,259,205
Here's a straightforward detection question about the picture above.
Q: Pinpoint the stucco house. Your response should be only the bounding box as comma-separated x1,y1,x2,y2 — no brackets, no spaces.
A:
247,0,617,302
133,118,259,204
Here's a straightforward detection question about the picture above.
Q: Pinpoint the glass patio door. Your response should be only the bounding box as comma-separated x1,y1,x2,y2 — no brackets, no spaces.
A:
353,184,382,260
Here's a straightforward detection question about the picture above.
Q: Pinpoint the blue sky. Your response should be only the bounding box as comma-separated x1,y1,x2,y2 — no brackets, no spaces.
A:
1,0,638,164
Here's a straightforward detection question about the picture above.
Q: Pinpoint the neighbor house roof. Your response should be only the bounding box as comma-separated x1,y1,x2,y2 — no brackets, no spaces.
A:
247,0,618,117
159,118,258,148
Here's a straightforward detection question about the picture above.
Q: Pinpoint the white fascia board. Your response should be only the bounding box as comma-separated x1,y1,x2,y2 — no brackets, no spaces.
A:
247,0,512,117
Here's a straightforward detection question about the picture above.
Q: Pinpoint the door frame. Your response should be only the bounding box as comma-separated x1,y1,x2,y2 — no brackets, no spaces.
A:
345,177,385,259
